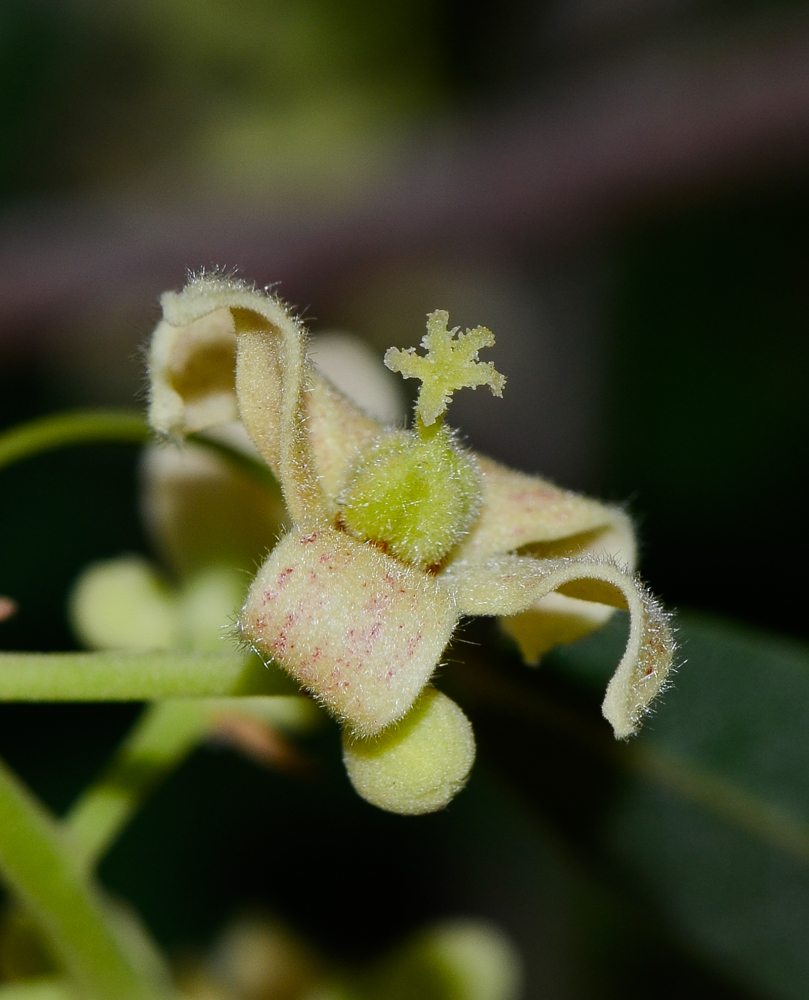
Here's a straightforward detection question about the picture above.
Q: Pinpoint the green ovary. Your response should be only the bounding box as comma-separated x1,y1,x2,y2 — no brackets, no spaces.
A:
339,427,481,568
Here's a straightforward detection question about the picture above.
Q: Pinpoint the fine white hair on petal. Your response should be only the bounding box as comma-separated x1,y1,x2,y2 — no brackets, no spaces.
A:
240,527,460,736
443,554,676,739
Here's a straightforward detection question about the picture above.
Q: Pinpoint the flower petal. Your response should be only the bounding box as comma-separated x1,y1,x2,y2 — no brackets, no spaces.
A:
240,527,459,736
148,305,239,435
306,376,381,500
498,505,637,662
141,434,288,577
148,275,382,526
500,593,615,665
444,555,675,738
454,456,634,563
309,330,406,426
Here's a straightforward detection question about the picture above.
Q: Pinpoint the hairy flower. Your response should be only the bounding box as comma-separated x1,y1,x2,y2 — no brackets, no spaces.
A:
147,274,675,814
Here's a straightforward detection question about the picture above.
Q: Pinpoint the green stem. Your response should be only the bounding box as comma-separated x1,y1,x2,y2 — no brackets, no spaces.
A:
65,701,214,870
0,651,296,701
0,757,169,999
0,411,148,472
0,409,278,492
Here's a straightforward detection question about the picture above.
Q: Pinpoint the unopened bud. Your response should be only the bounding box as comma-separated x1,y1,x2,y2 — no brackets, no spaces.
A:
342,688,475,815
69,556,179,651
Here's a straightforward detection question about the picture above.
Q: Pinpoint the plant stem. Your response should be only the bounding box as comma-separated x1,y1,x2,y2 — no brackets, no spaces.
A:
0,651,296,700
0,411,148,472
0,409,278,492
65,701,214,870
0,757,170,1000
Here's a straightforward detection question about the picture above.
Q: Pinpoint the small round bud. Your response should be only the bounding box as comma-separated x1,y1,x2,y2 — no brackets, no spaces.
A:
339,428,481,568
69,556,179,651
342,688,475,815
381,919,523,1000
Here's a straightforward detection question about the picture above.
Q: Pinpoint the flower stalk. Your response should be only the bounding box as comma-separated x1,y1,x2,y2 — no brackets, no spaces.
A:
0,651,294,701
0,756,172,1000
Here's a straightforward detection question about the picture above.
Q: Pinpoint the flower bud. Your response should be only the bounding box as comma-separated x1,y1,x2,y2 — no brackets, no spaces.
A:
179,565,247,653
379,919,523,1000
342,688,475,815
69,556,180,651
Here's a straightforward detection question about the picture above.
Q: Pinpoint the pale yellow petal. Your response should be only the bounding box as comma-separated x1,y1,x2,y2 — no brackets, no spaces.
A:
305,376,381,500
148,274,385,525
148,306,238,437
454,456,633,563
444,555,675,739
141,438,288,577
309,331,407,426
501,593,615,665
240,527,459,736
498,506,636,662
164,275,326,524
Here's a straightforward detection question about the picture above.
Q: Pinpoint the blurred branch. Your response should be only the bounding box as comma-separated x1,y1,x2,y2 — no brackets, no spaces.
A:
2,15,809,336
0,652,295,700
0,410,278,493
0,756,170,1000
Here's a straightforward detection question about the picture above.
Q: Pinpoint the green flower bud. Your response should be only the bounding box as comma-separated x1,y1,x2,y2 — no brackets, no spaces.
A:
179,564,247,653
379,919,523,1000
342,688,475,815
69,556,180,651
339,427,481,568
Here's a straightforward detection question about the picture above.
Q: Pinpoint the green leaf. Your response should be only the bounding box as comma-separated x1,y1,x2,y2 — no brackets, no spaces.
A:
552,612,809,999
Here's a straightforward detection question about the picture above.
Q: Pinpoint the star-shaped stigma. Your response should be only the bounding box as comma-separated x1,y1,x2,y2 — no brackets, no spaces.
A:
384,310,506,427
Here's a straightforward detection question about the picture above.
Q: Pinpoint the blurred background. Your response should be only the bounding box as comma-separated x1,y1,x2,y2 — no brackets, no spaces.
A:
1,1,809,998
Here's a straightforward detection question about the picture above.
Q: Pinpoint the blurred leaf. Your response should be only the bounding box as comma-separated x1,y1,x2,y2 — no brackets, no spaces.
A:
495,612,809,999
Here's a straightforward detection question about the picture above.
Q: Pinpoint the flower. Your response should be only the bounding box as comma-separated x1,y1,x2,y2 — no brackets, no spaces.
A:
147,273,675,814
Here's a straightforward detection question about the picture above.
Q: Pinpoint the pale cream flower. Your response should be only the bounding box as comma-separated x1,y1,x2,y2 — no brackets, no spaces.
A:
147,273,674,813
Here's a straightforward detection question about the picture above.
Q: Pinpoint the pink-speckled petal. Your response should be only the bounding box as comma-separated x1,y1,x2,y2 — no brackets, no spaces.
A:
240,527,459,736
454,455,631,562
